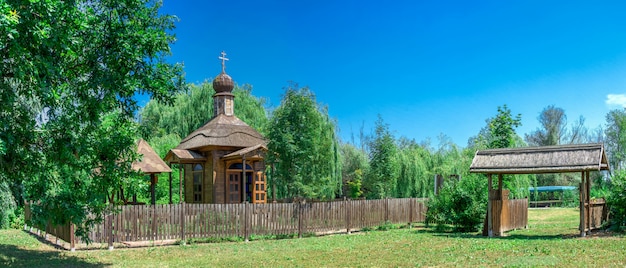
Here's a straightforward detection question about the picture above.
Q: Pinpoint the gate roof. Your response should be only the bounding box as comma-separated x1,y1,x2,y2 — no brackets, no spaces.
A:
469,143,609,174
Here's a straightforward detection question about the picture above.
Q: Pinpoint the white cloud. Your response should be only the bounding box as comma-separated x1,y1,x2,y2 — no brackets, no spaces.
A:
606,94,626,108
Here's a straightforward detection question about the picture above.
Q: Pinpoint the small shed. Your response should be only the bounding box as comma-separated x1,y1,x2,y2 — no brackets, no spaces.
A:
470,143,610,237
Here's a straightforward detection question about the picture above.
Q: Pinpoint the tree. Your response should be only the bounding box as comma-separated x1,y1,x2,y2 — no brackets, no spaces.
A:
139,82,268,140
524,106,591,186
340,143,368,199
525,105,567,146
395,138,433,198
1,0,183,238
267,85,341,200
525,105,590,146
364,115,399,199
488,105,522,149
605,109,626,171
607,170,626,231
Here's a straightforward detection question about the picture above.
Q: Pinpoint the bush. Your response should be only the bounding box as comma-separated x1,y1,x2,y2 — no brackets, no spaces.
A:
0,181,17,229
607,170,626,231
426,175,487,232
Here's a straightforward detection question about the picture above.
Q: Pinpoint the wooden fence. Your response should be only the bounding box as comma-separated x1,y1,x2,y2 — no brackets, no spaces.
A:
25,198,427,250
585,199,609,231
484,189,529,236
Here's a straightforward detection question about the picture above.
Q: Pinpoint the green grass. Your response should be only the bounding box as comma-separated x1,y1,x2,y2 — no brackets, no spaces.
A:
1,208,625,267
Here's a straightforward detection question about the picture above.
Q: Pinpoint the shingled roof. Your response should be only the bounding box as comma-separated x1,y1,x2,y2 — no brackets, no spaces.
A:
469,143,609,174
176,114,266,150
132,139,172,174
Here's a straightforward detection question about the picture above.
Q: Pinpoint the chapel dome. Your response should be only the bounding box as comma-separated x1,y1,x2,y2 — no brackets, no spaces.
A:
213,72,234,93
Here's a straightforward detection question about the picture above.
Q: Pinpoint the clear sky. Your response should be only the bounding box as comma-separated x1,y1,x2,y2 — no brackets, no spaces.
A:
152,0,626,147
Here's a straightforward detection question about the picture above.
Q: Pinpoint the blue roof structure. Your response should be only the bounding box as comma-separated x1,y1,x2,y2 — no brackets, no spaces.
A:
529,186,577,193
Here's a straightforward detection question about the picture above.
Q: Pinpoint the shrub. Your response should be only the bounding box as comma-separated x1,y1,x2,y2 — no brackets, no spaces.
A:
607,170,626,231
0,181,17,229
426,174,487,232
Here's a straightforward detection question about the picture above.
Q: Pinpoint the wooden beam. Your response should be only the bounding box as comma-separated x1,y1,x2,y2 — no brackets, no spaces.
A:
487,174,493,237
169,165,173,204
579,171,586,237
150,174,156,205
272,163,277,202
585,171,591,234
242,157,246,203
178,164,183,204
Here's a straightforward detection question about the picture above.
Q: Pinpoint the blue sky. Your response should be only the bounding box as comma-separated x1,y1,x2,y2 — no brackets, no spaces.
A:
152,0,626,147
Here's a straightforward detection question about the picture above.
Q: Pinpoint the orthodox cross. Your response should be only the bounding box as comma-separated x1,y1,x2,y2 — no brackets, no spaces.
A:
219,51,229,73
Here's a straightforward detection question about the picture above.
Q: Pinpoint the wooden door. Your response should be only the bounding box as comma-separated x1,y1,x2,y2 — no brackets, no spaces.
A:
252,172,266,204
228,172,240,203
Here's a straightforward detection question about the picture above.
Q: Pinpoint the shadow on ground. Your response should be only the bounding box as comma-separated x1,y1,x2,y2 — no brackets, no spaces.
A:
0,242,107,268
416,227,622,240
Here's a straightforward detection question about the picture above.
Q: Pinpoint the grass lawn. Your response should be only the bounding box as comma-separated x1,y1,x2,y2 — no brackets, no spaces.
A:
1,208,625,267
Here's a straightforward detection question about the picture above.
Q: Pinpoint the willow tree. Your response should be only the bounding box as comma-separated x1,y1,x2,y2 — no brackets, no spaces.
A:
395,138,432,198
267,85,341,200
139,82,268,140
1,0,183,237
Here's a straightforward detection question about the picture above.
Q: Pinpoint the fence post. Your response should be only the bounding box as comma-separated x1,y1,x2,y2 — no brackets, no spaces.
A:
180,203,185,245
385,198,389,223
152,205,157,242
345,198,351,234
70,223,76,252
107,214,114,250
409,198,414,227
244,202,250,242
298,201,303,238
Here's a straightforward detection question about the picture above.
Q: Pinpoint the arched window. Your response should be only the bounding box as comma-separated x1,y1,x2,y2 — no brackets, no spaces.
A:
193,164,203,203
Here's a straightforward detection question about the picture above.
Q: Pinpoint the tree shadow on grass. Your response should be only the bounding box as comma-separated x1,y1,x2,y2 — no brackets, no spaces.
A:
415,228,571,241
0,235,109,268
421,229,626,240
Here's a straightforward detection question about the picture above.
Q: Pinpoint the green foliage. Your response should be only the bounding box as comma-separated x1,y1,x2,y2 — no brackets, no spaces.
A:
525,105,567,146
364,116,399,199
426,174,488,232
607,170,626,231
267,84,342,200
605,109,626,171
0,181,17,229
140,82,268,140
488,105,522,149
1,0,183,239
395,138,434,198
340,143,368,198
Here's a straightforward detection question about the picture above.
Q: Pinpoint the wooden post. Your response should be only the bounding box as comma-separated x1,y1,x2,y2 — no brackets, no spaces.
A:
150,174,156,205
108,214,114,250
298,201,303,238
585,171,591,234
385,198,389,223
487,174,493,237
180,203,186,245
579,171,586,237
272,164,277,202
179,164,183,204
409,198,417,228
152,205,157,241
169,168,173,204
345,198,351,234
242,157,246,203
244,202,250,242
70,223,76,252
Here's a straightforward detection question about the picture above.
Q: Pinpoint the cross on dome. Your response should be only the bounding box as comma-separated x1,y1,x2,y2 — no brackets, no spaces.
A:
219,51,229,73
